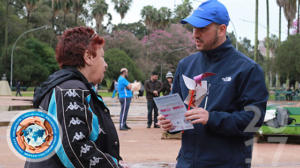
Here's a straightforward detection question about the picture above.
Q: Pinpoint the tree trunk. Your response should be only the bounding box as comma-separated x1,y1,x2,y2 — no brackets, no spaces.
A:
2,0,9,70
63,12,66,27
52,12,55,29
279,6,281,42
75,10,78,25
266,0,270,88
276,73,280,89
286,77,290,89
254,0,259,62
288,20,290,36
297,0,300,34
97,22,100,34
266,0,270,60
27,11,30,25
269,71,273,88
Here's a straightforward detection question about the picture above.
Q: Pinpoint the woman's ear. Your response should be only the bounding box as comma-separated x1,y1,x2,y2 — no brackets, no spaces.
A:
83,50,94,66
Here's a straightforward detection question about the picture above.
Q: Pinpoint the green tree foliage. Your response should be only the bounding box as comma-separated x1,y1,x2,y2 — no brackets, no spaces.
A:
228,31,264,66
157,7,172,29
51,0,62,28
104,30,144,60
283,0,297,36
0,1,27,75
104,48,145,82
13,38,58,86
141,6,172,31
141,5,157,31
74,0,87,25
173,0,193,23
91,0,108,33
22,0,40,24
277,0,285,41
275,34,300,82
112,21,147,39
142,24,195,74
111,0,132,22
61,0,73,25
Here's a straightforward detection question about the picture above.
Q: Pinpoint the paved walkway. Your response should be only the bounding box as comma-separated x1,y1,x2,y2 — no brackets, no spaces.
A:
1,96,300,167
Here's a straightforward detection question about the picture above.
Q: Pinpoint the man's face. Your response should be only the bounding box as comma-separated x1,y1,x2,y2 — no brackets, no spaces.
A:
151,75,158,81
124,70,128,78
167,78,173,83
193,23,223,51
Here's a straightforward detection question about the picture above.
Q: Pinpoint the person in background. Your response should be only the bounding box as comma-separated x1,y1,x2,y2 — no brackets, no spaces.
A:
162,71,173,96
16,81,22,96
158,0,268,167
145,72,162,128
111,80,118,98
26,26,127,168
117,68,132,130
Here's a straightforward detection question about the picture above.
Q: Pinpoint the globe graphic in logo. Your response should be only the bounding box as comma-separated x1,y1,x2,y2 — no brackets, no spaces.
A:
10,111,60,160
23,124,47,147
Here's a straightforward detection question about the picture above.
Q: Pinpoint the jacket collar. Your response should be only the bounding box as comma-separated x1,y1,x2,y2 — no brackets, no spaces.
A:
33,66,96,108
202,36,233,62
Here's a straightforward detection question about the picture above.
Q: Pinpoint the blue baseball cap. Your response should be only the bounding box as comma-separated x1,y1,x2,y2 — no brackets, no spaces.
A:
181,0,230,28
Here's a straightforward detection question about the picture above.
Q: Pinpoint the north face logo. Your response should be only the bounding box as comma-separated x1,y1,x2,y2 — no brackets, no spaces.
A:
222,77,232,82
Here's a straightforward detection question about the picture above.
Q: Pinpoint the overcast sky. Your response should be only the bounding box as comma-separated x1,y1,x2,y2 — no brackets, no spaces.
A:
104,0,289,45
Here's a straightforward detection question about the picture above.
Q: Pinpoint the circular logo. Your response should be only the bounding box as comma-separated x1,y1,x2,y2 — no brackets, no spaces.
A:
9,110,60,160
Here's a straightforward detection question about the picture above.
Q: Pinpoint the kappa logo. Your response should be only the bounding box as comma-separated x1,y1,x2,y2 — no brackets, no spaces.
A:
68,117,85,127
66,102,84,111
222,77,232,82
89,156,103,168
64,89,80,98
72,132,86,142
80,144,92,157
99,126,106,135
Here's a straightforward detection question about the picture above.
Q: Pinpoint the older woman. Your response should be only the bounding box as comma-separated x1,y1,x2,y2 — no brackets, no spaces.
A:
25,27,125,168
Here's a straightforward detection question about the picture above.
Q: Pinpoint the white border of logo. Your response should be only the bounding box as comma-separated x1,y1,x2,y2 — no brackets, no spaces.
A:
7,109,61,161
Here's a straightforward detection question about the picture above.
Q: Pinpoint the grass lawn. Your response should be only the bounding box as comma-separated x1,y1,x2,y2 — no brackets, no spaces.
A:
259,125,300,135
12,91,34,97
259,115,300,135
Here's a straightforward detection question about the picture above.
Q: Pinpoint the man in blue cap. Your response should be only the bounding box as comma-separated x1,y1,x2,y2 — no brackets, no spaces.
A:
158,0,268,167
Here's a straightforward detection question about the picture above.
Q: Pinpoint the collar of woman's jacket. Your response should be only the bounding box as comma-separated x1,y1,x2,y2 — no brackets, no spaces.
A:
202,36,233,62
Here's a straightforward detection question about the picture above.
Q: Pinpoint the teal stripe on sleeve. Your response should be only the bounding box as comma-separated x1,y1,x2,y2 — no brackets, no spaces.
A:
112,157,119,167
85,95,100,142
48,89,75,168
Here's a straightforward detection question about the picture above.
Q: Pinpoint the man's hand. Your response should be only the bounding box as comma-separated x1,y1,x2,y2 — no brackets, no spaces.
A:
153,90,158,96
158,115,174,131
185,108,209,125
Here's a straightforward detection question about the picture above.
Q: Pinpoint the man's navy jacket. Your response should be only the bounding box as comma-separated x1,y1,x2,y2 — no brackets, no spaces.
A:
173,38,268,168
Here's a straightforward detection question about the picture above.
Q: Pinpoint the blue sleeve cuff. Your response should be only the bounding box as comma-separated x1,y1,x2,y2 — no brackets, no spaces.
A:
112,157,119,167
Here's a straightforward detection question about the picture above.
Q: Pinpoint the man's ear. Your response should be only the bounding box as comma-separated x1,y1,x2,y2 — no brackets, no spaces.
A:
83,50,93,66
218,24,227,37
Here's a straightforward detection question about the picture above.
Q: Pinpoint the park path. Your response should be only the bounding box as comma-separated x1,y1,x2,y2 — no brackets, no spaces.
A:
0,96,300,167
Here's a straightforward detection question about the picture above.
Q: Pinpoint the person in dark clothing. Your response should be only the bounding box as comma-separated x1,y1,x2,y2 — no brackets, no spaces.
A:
25,27,127,168
145,72,162,128
286,87,293,101
162,71,173,96
110,80,118,98
16,81,22,96
158,1,268,168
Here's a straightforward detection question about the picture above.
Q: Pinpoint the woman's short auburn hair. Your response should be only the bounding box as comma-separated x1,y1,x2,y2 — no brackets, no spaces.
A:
55,26,105,68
